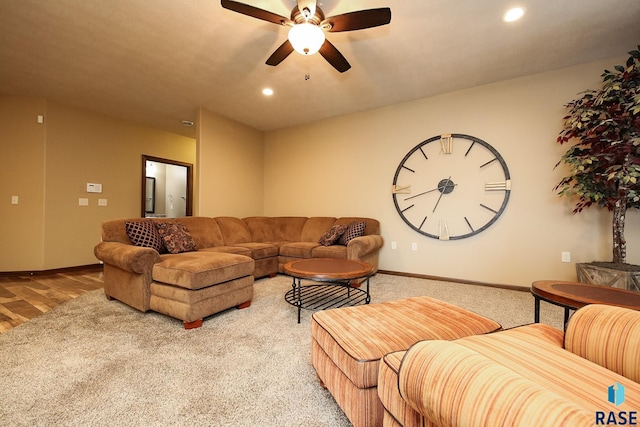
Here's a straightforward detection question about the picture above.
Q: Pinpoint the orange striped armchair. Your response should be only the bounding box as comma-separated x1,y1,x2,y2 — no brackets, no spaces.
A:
379,304,640,426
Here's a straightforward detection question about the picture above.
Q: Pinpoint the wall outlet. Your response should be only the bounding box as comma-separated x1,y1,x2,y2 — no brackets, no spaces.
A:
11,196,18,205
391,241,397,250
411,242,418,251
561,252,571,263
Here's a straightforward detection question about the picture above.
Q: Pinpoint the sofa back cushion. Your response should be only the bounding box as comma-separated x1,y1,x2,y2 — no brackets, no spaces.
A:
301,217,337,242
335,217,380,236
176,217,224,248
243,217,308,242
215,216,252,245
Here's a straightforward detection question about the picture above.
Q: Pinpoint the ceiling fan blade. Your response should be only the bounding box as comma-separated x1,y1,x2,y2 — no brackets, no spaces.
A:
322,8,391,32
266,40,295,66
318,40,351,73
296,0,317,19
221,0,291,26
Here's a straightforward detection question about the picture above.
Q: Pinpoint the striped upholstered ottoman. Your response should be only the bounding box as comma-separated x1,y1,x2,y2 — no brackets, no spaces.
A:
310,296,501,427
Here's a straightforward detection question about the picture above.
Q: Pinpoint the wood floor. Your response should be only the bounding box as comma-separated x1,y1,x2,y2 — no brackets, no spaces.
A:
0,267,104,333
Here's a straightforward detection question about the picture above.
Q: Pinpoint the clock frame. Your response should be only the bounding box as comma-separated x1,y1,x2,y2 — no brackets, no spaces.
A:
392,133,511,240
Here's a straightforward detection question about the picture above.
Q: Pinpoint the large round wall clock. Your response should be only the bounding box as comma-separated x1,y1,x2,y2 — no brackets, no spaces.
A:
392,133,511,240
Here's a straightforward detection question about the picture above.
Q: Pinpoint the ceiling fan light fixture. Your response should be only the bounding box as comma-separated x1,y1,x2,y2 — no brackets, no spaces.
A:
288,23,325,55
503,7,526,22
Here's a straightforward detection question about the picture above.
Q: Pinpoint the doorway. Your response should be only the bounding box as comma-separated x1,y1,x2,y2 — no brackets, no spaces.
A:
142,155,193,218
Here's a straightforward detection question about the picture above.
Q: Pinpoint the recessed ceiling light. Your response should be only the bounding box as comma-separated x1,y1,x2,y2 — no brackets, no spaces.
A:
503,7,526,23
262,88,274,96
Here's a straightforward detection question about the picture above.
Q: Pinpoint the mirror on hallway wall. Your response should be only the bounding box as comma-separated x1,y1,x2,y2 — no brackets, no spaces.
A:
142,155,193,218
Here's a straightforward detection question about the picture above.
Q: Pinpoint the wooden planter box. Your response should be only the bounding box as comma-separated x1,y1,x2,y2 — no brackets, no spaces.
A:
576,263,640,292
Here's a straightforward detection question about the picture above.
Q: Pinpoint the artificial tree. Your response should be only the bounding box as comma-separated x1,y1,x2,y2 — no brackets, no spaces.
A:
556,45,640,266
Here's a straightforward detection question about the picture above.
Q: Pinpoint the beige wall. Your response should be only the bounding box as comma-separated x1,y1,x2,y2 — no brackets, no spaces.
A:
0,97,47,270
197,107,264,217
4,56,639,284
263,57,640,287
0,97,195,271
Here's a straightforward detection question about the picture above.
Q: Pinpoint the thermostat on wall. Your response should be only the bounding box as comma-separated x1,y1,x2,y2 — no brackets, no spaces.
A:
87,183,102,193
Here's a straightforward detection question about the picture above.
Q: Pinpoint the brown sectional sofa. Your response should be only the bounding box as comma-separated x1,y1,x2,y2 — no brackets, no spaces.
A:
94,216,382,328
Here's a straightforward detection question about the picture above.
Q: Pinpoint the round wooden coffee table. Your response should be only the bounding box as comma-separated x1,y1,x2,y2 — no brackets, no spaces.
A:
284,258,374,323
531,280,640,329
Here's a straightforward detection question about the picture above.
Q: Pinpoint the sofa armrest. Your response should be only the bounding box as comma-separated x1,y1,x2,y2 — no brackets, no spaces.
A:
94,241,160,274
398,340,592,426
346,235,383,260
565,304,640,383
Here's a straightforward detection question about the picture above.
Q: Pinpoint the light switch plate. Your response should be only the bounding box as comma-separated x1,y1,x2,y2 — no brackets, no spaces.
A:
98,198,107,206
79,198,89,206
11,196,18,205
87,183,102,193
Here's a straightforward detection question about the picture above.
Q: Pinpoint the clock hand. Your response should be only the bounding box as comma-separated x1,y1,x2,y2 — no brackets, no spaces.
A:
405,183,458,201
432,176,452,212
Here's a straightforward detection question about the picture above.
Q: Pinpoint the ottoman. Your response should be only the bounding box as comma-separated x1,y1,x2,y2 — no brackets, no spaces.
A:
310,296,502,427
150,251,255,329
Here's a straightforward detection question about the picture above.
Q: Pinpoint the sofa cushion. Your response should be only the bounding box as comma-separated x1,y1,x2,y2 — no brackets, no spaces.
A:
338,221,366,245
301,217,338,242
244,216,308,242
215,216,252,245
155,222,198,254
152,252,254,290
199,246,252,257
279,242,320,258
176,217,225,248
312,244,347,259
125,220,165,253
318,224,348,246
310,296,501,389
232,242,278,260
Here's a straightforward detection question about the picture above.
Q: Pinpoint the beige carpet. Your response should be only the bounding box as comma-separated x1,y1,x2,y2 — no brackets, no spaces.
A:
0,274,563,426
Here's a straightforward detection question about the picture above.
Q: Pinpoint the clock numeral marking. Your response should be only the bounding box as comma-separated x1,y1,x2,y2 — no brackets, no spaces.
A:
464,216,474,232
402,165,415,173
480,158,498,168
440,134,453,154
419,216,427,230
438,220,450,240
392,185,411,194
485,180,511,191
401,204,415,213
419,147,428,160
480,204,498,214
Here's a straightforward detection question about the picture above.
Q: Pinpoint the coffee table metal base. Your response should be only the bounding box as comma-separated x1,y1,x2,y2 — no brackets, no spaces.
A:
285,278,371,323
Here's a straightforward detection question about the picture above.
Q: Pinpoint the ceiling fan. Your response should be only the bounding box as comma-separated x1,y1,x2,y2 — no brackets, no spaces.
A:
220,0,391,73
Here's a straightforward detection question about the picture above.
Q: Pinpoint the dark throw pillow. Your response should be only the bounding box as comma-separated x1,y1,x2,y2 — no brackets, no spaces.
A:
318,224,348,246
155,222,198,254
125,221,165,253
338,221,367,245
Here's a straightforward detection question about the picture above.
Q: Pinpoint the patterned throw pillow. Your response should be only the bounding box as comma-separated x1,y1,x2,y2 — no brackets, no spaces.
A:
318,224,348,246
155,222,198,254
338,221,367,245
125,221,165,253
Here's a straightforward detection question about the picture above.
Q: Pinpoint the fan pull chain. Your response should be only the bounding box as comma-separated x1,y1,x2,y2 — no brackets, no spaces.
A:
305,57,311,81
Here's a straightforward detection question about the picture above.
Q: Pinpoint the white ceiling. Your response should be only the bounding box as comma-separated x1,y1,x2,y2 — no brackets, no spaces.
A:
1,0,639,138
